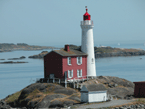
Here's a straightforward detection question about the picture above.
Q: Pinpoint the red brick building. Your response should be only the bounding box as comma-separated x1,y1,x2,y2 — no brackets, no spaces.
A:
134,82,145,97
44,45,87,81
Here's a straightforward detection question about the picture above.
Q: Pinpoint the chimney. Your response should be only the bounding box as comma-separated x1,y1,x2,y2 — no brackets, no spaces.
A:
65,45,70,52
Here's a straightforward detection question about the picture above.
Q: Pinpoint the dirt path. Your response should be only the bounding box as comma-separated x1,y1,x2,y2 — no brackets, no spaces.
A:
73,99,135,109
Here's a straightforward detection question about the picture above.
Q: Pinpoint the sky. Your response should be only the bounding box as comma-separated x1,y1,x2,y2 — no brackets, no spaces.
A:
0,0,145,47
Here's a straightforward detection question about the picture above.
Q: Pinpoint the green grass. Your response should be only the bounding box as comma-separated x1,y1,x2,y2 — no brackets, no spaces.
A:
29,89,40,97
95,47,114,53
6,91,21,103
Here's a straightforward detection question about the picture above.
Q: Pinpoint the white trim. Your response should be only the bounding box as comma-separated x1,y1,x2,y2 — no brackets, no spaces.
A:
81,69,82,77
88,90,107,94
77,69,79,77
77,56,82,65
68,70,73,78
80,57,82,64
68,70,70,78
67,57,72,65
71,69,73,78
77,69,82,78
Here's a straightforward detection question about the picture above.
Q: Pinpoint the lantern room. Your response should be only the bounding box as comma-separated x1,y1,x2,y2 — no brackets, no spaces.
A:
83,7,91,20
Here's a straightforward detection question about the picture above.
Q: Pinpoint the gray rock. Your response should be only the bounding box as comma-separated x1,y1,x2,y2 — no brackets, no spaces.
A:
36,94,66,108
28,100,39,108
63,101,74,107
0,100,11,109
114,84,118,87
20,56,26,59
54,89,77,95
97,76,134,99
49,100,63,108
108,87,133,99
68,96,81,102
18,83,48,100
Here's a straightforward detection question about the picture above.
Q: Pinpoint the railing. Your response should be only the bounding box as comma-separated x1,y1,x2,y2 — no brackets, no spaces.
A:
67,75,97,82
80,20,93,25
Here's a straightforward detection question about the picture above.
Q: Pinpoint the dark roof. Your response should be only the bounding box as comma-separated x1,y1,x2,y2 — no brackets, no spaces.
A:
53,48,87,56
84,84,107,91
134,82,145,84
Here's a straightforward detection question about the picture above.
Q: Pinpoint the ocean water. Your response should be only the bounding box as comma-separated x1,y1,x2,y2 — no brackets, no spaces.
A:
0,44,145,99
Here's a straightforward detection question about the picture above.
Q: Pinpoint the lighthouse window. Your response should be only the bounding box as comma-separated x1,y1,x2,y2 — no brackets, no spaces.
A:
84,16,88,20
92,58,94,62
67,57,71,65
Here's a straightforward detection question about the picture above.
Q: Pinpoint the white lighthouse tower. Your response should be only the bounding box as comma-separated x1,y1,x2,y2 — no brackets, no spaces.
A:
81,7,96,77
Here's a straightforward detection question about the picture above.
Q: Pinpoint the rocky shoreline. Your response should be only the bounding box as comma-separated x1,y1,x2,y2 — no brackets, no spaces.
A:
8,56,26,60
0,61,28,64
28,51,48,59
28,45,145,59
95,49,145,58
1,76,137,109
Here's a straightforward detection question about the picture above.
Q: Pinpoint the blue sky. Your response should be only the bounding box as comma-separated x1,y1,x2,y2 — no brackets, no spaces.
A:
0,0,145,47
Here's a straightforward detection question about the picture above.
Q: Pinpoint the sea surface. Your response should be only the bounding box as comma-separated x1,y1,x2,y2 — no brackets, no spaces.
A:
0,43,145,99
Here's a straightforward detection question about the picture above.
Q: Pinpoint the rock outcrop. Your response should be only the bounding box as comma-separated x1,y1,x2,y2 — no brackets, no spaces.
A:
8,56,26,60
0,100,11,109
0,61,28,64
28,45,145,59
0,43,56,53
0,59,5,60
5,83,80,108
3,76,135,108
82,76,134,99
28,51,48,59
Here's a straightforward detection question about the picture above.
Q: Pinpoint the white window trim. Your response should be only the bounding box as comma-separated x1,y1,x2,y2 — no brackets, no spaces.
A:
68,70,73,78
77,69,82,78
67,57,72,65
77,56,82,65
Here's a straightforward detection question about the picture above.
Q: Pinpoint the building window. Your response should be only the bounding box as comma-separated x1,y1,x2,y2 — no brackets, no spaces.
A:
67,57,71,65
92,58,94,62
68,70,73,78
77,69,82,77
77,57,82,65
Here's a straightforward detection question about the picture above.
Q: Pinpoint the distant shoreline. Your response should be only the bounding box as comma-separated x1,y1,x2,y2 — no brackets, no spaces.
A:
27,45,145,59
0,43,59,53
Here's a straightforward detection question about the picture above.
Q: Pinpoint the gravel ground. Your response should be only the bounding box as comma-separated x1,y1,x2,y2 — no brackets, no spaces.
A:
72,99,135,109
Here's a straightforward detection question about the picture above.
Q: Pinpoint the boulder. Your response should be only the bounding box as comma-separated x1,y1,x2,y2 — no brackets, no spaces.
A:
6,83,80,108
49,100,63,108
83,76,134,99
0,100,11,109
68,96,81,102
97,76,134,88
28,51,49,59
63,101,74,107
107,87,134,99
54,88,77,95
36,94,66,108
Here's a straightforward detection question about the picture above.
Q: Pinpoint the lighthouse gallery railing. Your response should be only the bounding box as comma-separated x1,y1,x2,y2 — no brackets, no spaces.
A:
81,20,93,25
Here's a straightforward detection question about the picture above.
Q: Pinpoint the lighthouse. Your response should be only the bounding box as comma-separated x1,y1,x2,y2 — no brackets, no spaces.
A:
81,7,96,77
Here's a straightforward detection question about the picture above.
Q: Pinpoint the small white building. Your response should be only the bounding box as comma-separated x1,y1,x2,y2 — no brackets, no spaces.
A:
80,84,107,103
